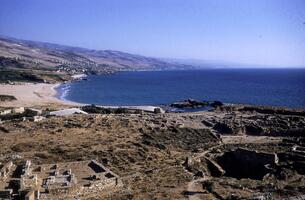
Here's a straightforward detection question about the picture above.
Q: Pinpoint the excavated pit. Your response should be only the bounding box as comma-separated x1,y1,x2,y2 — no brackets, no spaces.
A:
216,148,278,180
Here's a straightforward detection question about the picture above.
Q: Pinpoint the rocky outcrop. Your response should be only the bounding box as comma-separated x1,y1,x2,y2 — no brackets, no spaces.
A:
221,104,305,116
210,109,305,136
0,95,16,102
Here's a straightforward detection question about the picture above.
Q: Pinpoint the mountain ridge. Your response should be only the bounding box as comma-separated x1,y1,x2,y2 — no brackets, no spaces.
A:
0,36,195,83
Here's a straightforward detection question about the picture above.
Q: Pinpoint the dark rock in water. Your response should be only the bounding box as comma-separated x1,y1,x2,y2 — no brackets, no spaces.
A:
170,99,223,109
171,99,208,108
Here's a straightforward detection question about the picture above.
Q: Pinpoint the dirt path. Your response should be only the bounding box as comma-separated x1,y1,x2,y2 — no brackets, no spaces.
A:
184,143,223,200
193,144,223,160
186,176,208,200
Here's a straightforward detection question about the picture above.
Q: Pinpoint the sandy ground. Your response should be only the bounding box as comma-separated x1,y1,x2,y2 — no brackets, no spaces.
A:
0,83,79,107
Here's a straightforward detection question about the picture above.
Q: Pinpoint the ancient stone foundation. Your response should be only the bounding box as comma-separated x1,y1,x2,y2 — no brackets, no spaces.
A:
0,160,122,199
217,148,278,180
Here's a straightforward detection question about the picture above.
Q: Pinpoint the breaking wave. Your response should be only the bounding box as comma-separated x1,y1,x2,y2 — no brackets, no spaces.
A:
57,84,71,101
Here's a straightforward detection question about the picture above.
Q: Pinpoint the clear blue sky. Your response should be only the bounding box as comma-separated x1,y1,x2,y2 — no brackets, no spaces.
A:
0,0,304,67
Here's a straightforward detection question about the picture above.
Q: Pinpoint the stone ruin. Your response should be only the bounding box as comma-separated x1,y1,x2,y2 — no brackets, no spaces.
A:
0,160,122,200
0,161,14,199
81,160,122,195
43,164,78,196
202,138,305,182
20,160,40,199
0,161,13,180
216,148,279,180
278,138,305,175
0,189,13,200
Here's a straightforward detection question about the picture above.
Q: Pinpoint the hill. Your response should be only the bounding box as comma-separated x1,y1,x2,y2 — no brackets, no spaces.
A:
0,36,194,83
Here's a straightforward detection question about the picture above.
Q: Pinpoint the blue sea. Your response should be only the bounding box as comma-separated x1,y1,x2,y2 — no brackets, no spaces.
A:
57,69,305,108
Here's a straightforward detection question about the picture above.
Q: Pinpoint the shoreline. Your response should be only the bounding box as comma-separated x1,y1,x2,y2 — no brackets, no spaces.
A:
56,83,164,112
56,75,167,112
0,82,165,112
51,83,82,106
1,79,304,113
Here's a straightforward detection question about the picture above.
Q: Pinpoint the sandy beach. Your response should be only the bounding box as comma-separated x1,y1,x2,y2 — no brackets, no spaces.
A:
0,83,79,108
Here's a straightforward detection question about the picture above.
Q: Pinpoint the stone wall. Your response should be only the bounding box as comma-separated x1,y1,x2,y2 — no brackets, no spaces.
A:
0,161,13,180
24,190,35,200
0,189,12,199
47,185,78,196
81,177,122,196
